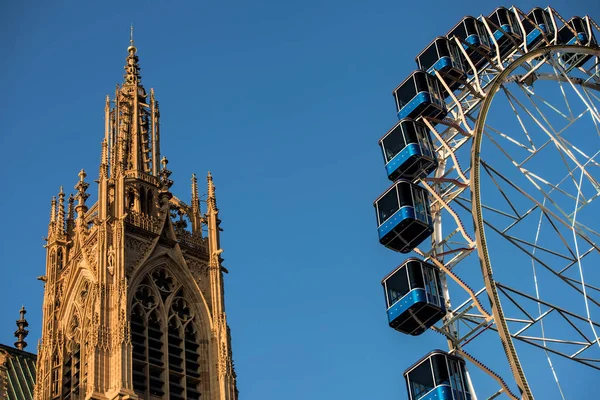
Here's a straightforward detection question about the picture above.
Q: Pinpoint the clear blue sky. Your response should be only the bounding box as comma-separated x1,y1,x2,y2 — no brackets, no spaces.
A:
1,1,599,399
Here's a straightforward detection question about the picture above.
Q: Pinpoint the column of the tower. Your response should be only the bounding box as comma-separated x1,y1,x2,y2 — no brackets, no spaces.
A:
205,173,238,400
36,186,70,400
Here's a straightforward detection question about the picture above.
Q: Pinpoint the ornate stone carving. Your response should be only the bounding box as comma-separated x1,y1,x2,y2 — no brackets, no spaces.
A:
187,258,208,277
82,234,98,272
124,235,152,276
107,245,115,276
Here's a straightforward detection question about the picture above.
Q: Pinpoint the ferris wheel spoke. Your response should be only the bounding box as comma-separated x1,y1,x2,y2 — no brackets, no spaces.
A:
498,285,600,345
471,198,600,307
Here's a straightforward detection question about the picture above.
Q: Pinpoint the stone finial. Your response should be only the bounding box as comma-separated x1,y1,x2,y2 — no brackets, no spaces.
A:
100,138,109,178
191,173,200,213
50,196,57,223
57,187,65,234
207,171,217,212
75,169,90,216
124,26,141,86
14,306,29,350
158,157,173,190
48,196,57,236
66,193,75,235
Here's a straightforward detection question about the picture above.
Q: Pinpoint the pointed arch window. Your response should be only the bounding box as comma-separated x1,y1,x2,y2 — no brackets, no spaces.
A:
62,314,81,400
57,248,64,271
140,188,147,214
50,249,56,270
127,188,136,211
51,352,60,399
147,189,154,215
131,268,204,399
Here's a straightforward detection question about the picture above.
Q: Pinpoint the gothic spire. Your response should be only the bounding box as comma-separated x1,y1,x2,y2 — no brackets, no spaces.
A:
100,138,109,178
67,193,75,236
192,173,200,213
50,196,56,222
207,171,218,213
57,186,66,235
14,306,29,350
75,169,90,219
48,196,57,236
124,26,141,86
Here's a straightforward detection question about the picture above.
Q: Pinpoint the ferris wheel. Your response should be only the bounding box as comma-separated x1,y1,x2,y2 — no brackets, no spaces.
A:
373,6,600,400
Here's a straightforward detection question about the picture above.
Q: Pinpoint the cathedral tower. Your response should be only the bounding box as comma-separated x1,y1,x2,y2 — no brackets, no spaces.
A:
35,36,238,400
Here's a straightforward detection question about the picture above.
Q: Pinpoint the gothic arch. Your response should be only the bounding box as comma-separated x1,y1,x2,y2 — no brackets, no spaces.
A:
128,254,212,330
61,268,96,324
128,256,212,400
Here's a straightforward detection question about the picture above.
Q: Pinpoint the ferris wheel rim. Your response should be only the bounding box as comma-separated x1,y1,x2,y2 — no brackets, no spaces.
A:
470,44,600,400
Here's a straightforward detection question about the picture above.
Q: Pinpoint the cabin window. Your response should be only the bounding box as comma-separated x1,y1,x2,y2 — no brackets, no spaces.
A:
398,182,413,208
522,13,535,33
415,124,434,157
412,187,429,223
464,18,475,37
488,12,501,28
572,18,585,34
449,42,464,70
395,79,416,110
452,20,468,40
476,20,491,47
403,122,418,145
431,354,450,385
558,26,572,44
436,40,450,58
424,76,443,105
448,358,466,393
385,268,410,308
497,9,510,26
408,261,425,291
418,44,439,70
381,129,406,164
377,189,400,225
408,358,435,399
415,74,429,94
532,9,545,26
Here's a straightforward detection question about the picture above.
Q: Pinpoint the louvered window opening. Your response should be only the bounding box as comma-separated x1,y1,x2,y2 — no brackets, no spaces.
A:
131,268,202,399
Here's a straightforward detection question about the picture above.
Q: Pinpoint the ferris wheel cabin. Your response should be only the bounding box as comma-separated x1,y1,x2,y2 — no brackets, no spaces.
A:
521,7,556,49
446,16,493,72
374,180,433,253
394,70,448,122
379,119,438,182
404,350,473,400
557,16,597,70
416,37,467,93
382,258,445,335
484,7,522,59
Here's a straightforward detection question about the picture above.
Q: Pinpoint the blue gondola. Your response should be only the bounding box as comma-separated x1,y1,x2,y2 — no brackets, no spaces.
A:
520,7,555,49
483,7,522,60
382,258,445,335
404,350,473,400
416,37,467,93
374,180,433,253
379,119,438,182
394,70,448,122
557,16,597,70
446,16,493,72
